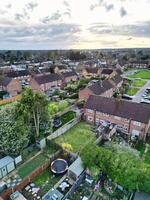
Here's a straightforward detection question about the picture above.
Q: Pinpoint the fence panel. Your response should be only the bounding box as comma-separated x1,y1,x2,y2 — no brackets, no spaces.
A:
47,117,81,140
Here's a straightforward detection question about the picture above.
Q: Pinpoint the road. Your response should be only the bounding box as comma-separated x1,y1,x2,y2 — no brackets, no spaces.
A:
131,80,150,103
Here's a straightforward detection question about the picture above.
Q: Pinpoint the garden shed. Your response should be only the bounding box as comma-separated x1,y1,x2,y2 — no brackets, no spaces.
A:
67,157,84,181
0,156,15,179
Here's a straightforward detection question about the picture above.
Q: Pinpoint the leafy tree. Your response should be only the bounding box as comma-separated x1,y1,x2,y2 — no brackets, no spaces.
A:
15,88,50,139
81,144,150,193
0,107,29,156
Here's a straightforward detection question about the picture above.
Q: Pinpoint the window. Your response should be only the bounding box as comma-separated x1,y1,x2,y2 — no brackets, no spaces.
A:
114,116,121,120
133,121,141,126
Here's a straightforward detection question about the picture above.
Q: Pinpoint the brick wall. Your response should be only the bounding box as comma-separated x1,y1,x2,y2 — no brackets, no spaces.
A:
85,109,149,139
0,160,50,200
6,79,22,97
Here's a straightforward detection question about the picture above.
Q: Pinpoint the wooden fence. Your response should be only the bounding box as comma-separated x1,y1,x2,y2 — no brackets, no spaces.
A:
47,116,81,140
0,95,21,106
0,151,60,200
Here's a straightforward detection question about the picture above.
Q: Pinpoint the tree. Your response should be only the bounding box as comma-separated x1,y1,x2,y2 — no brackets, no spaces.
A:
81,144,150,193
0,107,29,156
15,88,50,139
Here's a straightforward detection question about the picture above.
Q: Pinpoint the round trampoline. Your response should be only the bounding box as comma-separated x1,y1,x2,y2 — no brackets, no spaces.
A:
51,159,68,174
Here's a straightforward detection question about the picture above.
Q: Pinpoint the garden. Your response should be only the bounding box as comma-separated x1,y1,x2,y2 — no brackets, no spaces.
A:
125,87,138,96
132,79,147,87
128,70,150,79
54,122,97,153
53,110,76,131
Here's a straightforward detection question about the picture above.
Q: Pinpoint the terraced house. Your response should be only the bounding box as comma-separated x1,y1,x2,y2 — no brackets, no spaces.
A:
85,95,150,140
79,74,123,101
30,73,63,93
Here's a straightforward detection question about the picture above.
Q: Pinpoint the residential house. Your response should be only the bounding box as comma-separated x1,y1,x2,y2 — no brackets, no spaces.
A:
6,70,31,81
52,65,69,74
0,76,21,97
82,67,100,78
85,95,150,140
108,74,123,90
62,71,78,83
79,73,123,101
79,79,114,101
130,61,150,69
30,73,63,93
101,68,116,79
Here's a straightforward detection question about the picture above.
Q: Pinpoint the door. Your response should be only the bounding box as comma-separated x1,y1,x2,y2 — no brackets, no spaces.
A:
1,166,7,177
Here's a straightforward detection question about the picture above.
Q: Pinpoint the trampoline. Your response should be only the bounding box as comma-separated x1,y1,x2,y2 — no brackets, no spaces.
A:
51,159,68,174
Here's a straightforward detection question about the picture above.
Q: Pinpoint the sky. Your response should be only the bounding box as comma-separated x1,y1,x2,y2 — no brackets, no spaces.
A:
0,0,150,50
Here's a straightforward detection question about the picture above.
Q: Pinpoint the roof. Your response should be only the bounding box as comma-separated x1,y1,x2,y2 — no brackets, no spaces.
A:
111,74,123,85
68,157,84,177
54,65,67,70
42,188,64,200
86,67,99,74
34,73,62,85
62,71,78,78
85,95,150,124
0,156,14,169
0,76,12,86
88,79,113,95
134,192,150,200
101,68,113,75
10,191,27,200
6,70,30,78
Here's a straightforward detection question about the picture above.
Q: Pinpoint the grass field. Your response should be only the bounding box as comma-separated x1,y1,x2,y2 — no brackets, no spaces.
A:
128,70,150,79
126,87,139,96
18,154,47,179
53,111,76,131
33,168,61,196
132,79,147,87
54,122,96,153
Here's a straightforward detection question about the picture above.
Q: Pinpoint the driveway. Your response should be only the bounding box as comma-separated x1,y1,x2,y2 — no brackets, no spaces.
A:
131,80,150,103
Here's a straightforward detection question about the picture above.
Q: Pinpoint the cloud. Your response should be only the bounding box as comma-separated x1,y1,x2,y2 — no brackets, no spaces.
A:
120,7,127,17
26,2,38,11
0,23,81,48
14,13,25,21
41,11,62,24
90,0,114,12
63,0,70,7
88,21,150,38
6,4,12,9
104,3,114,11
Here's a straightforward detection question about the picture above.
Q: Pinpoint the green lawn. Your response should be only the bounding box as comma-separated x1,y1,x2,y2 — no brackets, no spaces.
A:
18,154,48,179
53,111,76,131
144,149,150,165
126,87,139,96
128,70,150,79
54,122,96,153
33,168,61,196
132,79,147,87
135,141,146,157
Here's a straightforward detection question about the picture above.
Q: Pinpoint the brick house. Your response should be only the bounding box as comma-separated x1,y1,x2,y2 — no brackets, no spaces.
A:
62,71,78,83
79,79,114,101
101,68,116,79
0,76,21,97
52,65,68,74
108,74,123,89
79,74,123,101
85,95,150,140
6,70,31,81
82,67,100,78
30,73,63,93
